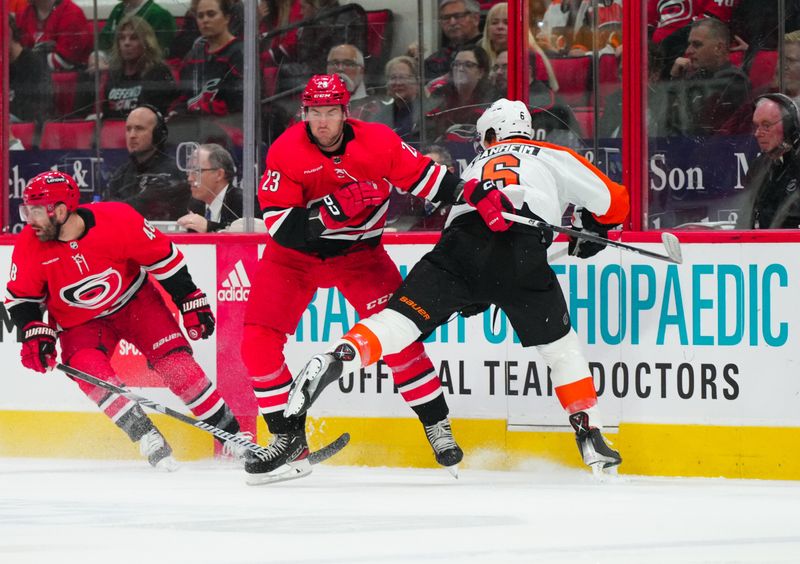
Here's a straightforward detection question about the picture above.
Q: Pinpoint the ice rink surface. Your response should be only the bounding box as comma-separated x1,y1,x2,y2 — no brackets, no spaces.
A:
1,457,798,564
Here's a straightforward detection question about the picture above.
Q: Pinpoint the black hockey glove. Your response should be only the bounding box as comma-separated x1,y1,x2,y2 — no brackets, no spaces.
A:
568,207,617,259
180,290,215,340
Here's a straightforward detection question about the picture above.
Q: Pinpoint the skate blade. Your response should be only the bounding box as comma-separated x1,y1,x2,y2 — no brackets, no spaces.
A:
284,358,324,416
445,464,459,479
246,460,313,486
590,462,621,482
154,456,180,473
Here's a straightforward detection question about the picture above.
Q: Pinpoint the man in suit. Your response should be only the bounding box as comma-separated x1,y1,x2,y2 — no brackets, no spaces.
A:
177,143,244,232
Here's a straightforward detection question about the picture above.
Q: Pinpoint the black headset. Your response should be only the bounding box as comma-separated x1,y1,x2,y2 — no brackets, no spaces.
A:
755,93,800,148
135,104,168,149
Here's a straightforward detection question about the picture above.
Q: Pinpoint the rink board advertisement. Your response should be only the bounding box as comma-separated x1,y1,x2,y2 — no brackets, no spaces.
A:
0,237,798,478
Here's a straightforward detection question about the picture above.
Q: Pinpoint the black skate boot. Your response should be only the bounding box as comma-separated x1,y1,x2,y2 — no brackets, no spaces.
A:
285,347,351,416
244,427,311,485
424,418,463,477
569,411,621,475
139,428,179,472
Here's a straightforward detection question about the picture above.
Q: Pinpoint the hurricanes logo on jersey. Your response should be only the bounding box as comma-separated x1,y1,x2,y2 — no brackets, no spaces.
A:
218,260,251,302
59,268,124,310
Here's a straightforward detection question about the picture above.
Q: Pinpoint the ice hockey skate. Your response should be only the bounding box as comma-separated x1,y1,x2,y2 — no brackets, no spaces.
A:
139,428,179,472
285,348,349,417
569,411,621,476
244,429,311,485
222,431,255,464
424,418,463,478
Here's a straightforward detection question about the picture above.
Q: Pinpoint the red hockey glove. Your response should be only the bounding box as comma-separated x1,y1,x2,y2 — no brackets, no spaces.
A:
319,180,390,229
462,179,513,232
180,290,215,340
568,207,617,259
21,321,58,373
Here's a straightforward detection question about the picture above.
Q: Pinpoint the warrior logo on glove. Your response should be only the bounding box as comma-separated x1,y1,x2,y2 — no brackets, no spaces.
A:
180,289,216,340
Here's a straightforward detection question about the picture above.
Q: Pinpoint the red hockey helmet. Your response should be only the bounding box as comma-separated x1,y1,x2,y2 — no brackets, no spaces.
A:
302,74,351,111
21,171,81,218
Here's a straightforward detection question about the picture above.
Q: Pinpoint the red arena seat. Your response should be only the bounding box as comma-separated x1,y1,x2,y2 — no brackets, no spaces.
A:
748,50,778,92
550,56,591,107
40,121,96,150
52,71,80,118
11,122,36,149
99,119,128,149
572,107,595,138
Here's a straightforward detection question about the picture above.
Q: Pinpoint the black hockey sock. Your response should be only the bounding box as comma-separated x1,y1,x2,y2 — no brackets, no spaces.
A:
204,403,241,444
263,411,306,435
117,404,156,442
412,394,449,427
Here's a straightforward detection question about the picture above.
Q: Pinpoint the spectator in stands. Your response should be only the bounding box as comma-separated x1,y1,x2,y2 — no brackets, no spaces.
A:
177,143,247,233
277,0,367,93
99,16,178,119
173,0,244,117
782,32,800,101
667,18,751,136
9,14,53,123
731,0,800,72
104,105,191,220
737,94,800,229
373,55,422,142
426,45,494,141
88,0,176,71
326,44,379,120
259,0,302,67
17,0,91,70
424,0,483,84
10,0,28,16
171,0,244,61
492,49,579,145
480,2,559,91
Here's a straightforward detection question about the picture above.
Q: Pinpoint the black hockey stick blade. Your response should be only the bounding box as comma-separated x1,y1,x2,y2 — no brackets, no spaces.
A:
502,212,683,264
57,363,272,458
308,432,350,465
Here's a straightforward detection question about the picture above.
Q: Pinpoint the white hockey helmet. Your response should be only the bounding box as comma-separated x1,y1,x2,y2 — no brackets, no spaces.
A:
476,98,533,149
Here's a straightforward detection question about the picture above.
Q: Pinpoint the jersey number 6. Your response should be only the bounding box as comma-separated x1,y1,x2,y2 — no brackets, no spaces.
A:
481,154,521,189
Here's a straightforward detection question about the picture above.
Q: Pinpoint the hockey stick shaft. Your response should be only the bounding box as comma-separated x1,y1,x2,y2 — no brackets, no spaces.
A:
56,363,270,457
501,212,682,264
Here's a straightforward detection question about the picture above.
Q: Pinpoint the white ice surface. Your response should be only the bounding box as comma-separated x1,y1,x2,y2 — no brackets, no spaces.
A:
1,457,798,564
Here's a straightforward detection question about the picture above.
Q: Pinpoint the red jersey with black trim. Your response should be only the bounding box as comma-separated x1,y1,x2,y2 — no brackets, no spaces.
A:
259,119,456,257
5,203,186,329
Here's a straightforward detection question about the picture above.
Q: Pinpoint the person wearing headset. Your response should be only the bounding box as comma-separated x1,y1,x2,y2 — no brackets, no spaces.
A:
738,93,800,229
177,143,247,233
103,104,192,221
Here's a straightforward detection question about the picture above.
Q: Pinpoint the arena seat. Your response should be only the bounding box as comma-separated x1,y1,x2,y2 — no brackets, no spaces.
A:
550,56,591,107
365,9,394,84
572,107,595,139
99,119,127,149
52,71,80,118
597,54,620,102
263,66,279,98
40,121,96,150
748,49,778,92
11,122,37,149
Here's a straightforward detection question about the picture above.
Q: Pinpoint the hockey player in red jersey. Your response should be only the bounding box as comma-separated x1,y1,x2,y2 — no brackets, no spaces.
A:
241,74,468,484
287,98,630,475
5,171,248,470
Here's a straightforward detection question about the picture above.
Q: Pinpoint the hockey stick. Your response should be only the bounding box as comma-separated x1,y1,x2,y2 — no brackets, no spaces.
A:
56,363,349,463
502,212,683,264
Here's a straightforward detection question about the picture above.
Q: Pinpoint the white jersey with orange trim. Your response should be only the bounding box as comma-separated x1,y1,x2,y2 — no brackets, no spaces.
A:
447,139,629,228
5,202,187,329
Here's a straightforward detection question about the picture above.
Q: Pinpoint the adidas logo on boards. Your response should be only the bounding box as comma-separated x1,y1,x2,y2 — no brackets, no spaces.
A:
218,260,251,302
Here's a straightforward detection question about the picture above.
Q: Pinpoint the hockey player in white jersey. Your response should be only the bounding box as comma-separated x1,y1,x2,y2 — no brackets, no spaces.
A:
286,98,630,474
